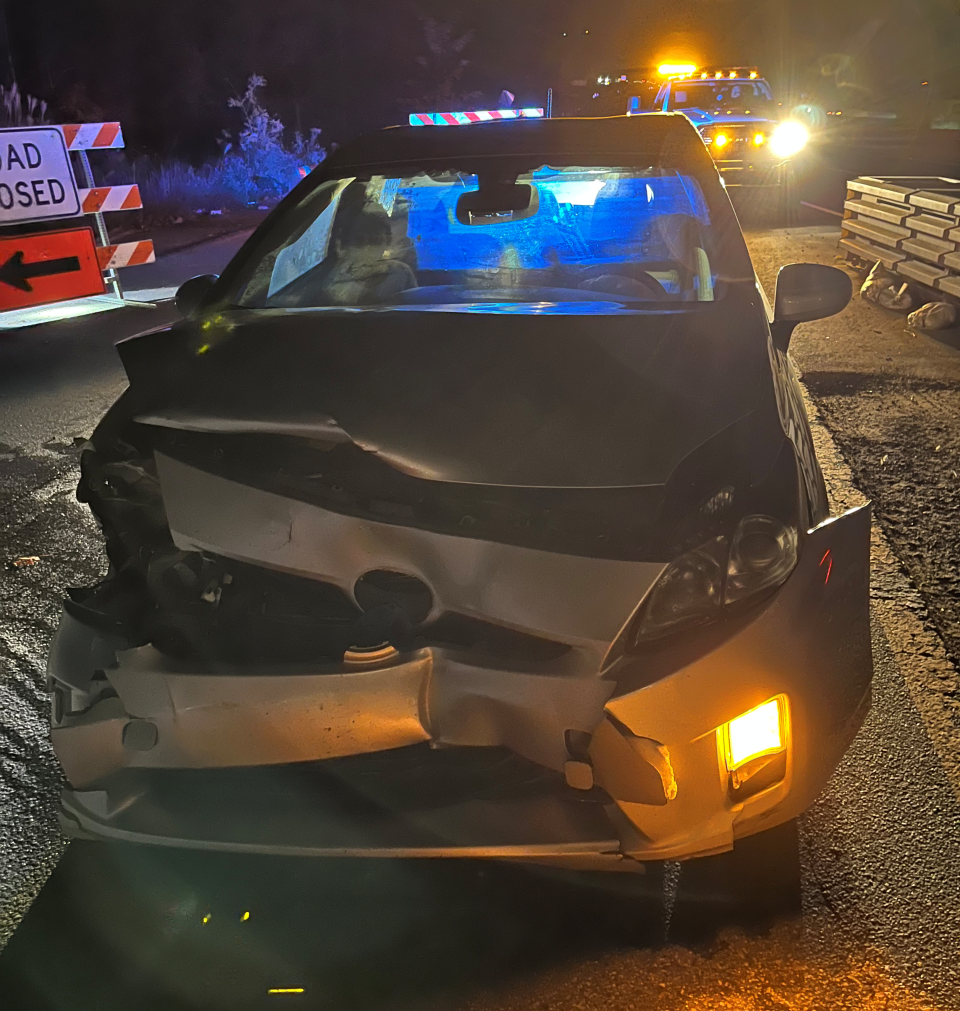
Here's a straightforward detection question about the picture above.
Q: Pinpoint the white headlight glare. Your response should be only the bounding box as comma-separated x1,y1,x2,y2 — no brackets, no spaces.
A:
769,121,808,158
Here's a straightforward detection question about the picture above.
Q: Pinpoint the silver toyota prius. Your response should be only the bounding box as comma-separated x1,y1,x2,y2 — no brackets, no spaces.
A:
48,112,870,870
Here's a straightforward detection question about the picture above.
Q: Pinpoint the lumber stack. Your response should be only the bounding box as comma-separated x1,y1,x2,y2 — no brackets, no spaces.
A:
840,175,960,301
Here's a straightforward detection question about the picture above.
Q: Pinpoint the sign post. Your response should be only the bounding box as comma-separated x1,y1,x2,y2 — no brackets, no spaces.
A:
75,148,120,299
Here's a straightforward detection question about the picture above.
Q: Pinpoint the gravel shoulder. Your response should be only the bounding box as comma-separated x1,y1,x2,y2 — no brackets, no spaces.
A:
746,227,960,776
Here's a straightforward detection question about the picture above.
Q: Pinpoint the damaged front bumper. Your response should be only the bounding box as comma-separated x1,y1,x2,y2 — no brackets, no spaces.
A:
50,504,873,865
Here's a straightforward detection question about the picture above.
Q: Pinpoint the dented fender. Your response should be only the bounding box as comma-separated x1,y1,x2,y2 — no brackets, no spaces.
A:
589,503,872,859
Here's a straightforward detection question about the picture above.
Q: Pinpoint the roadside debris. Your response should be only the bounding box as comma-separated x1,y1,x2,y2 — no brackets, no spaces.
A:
859,261,894,302
906,302,958,330
860,262,917,311
10,555,43,568
878,283,916,311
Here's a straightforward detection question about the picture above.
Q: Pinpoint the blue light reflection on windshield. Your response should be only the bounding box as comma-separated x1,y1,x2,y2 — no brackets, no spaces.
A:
404,171,710,272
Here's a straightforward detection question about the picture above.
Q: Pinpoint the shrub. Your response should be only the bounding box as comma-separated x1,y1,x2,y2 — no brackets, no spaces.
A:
0,83,48,126
106,75,326,216
223,74,326,202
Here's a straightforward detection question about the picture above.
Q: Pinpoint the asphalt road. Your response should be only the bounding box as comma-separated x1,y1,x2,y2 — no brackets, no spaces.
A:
0,227,959,1010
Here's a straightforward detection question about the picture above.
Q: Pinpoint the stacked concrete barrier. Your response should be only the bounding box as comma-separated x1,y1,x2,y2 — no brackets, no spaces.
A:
840,175,960,301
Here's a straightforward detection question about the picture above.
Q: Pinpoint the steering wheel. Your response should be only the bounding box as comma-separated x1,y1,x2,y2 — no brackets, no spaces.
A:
575,264,670,298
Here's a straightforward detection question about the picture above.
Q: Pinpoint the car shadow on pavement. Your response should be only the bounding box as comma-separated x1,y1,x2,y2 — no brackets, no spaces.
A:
0,822,800,1011
915,325,960,354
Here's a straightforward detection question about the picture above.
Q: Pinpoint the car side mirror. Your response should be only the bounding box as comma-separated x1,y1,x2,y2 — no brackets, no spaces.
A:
175,274,219,318
771,263,851,352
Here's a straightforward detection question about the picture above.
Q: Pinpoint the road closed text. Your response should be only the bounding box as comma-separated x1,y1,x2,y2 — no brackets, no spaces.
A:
0,144,71,210
0,128,81,224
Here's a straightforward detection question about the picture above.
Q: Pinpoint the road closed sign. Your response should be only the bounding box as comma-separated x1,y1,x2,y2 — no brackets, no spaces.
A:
0,228,104,311
0,127,81,224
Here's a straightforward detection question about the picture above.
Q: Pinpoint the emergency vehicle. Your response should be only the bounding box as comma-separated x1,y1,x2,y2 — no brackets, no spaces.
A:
630,67,809,191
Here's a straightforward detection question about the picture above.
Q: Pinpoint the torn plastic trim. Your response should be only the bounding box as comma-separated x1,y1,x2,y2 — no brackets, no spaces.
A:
134,409,356,445
46,609,127,692
589,717,678,805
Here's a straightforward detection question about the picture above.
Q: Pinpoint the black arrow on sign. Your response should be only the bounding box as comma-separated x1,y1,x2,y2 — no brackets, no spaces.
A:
0,250,82,292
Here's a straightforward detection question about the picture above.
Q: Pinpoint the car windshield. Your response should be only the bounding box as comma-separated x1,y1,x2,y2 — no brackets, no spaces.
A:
671,81,775,115
230,165,721,312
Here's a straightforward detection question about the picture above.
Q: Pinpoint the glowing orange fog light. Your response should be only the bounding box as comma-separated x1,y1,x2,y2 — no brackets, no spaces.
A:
724,699,783,767
719,697,788,789
713,133,729,148
753,132,766,146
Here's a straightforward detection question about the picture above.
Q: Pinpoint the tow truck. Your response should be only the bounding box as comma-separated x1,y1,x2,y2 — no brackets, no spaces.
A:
630,66,809,209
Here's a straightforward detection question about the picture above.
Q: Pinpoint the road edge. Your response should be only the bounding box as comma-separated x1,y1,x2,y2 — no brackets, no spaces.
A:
801,381,960,796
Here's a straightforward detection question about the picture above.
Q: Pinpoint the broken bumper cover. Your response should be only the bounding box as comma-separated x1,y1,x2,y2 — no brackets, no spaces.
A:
50,505,872,864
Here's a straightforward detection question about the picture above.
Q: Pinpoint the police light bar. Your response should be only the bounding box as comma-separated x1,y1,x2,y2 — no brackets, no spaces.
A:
695,66,760,82
657,63,697,78
410,109,544,126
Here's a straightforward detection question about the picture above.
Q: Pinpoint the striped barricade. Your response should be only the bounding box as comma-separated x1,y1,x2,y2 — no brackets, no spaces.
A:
55,123,155,288
2,121,156,317
78,185,143,213
96,240,155,270
59,123,125,150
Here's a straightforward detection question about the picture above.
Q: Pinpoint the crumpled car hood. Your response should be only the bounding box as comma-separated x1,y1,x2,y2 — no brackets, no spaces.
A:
120,292,773,490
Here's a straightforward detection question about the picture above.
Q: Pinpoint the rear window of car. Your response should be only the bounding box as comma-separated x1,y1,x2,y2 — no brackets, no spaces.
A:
231,165,724,313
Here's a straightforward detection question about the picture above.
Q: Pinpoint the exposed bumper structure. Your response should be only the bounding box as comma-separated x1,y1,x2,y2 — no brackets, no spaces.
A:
50,504,873,865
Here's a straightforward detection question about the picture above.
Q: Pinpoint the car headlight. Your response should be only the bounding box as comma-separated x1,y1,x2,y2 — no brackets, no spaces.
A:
712,132,730,148
632,515,798,644
769,121,808,158
725,514,798,604
636,536,725,637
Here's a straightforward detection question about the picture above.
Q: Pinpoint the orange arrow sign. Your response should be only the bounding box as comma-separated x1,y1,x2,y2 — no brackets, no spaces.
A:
0,228,104,311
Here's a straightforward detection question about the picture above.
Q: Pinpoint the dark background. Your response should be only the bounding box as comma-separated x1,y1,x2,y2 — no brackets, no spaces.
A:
2,1,960,162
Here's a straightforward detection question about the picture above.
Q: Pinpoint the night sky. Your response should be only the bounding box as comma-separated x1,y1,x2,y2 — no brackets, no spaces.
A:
4,0,960,159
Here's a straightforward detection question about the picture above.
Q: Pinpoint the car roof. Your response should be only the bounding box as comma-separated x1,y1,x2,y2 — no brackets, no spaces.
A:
664,77,770,92
324,113,712,174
